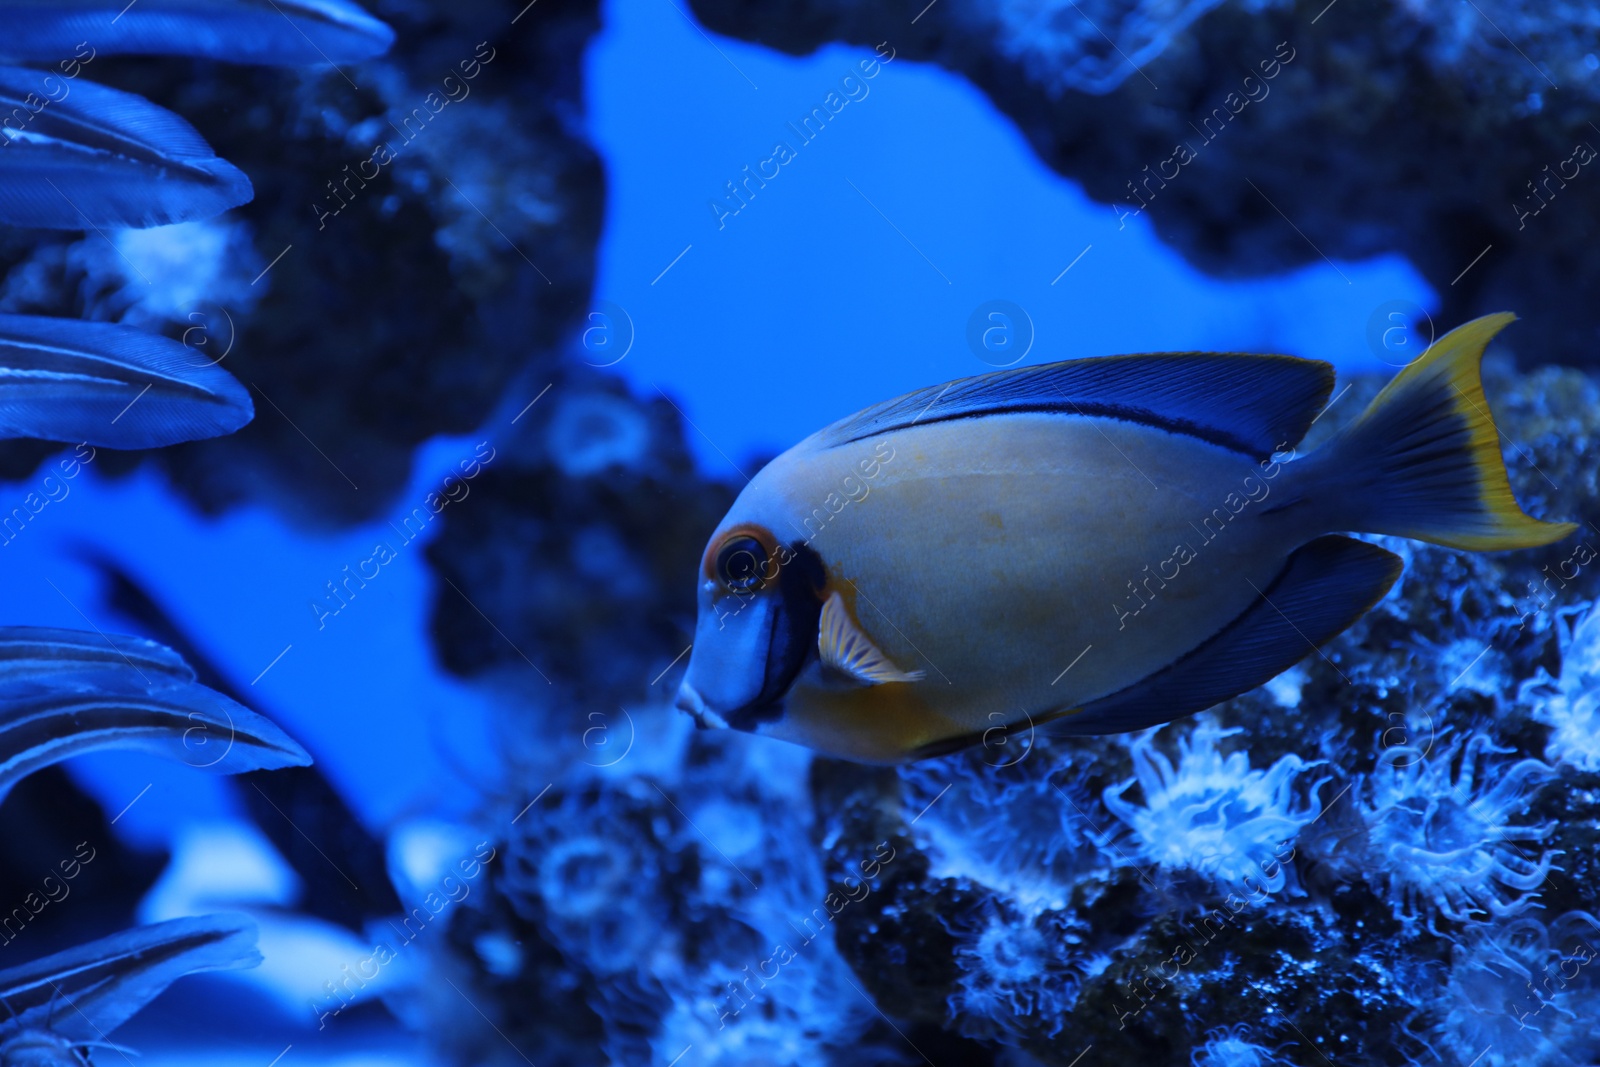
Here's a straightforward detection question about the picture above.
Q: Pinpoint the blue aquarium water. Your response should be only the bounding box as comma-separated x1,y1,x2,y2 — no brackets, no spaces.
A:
0,0,1594,1065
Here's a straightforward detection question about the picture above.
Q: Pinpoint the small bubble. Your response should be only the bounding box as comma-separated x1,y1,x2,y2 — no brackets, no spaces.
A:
1585,54,1598,71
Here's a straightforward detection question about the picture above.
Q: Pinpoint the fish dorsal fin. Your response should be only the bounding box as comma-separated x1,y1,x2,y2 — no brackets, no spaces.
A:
815,352,1335,460
1060,535,1402,734
818,592,924,685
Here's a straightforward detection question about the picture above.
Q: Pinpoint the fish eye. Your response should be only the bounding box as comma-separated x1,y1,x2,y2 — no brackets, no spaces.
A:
715,535,769,592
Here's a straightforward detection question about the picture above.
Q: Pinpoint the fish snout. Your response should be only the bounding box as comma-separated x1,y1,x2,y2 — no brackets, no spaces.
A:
673,680,730,730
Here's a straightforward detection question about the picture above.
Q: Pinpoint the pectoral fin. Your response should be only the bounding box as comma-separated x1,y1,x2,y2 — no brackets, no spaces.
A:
818,591,924,686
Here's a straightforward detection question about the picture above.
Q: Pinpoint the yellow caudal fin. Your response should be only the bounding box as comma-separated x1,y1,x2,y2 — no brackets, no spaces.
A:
1318,312,1576,551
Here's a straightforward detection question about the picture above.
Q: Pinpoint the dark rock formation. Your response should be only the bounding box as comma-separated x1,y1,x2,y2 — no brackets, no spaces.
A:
425,371,737,705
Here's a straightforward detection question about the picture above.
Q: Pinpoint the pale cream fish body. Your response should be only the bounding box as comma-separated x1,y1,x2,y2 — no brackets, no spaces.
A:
743,417,1309,760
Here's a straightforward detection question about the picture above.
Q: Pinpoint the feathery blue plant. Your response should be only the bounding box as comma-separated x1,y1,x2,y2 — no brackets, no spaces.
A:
0,915,262,1060
0,65,253,230
0,315,254,449
0,0,394,65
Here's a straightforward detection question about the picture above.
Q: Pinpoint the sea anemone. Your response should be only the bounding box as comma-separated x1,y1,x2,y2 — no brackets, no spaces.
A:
1423,913,1600,1067
652,945,885,1067
501,781,674,977
1360,731,1555,932
900,749,1110,914
947,902,1085,1040
1104,719,1325,894
1191,1024,1295,1067
1521,603,1600,772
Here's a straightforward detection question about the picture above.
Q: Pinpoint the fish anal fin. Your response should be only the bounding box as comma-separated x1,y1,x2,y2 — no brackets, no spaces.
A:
1062,535,1403,734
818,591,924,686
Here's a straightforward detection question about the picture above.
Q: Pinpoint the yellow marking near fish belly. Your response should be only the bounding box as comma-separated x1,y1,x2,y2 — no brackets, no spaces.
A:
756,680,967,764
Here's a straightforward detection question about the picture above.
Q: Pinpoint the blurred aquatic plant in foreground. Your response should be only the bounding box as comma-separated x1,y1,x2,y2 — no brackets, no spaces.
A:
0,914,262,1061
0,0,390,1055
0,0,394,66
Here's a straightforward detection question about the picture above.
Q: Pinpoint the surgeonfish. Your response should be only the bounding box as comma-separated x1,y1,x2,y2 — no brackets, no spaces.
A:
0,65,252,230
674,313,1576,763
0,314,253,448
0,0,394,65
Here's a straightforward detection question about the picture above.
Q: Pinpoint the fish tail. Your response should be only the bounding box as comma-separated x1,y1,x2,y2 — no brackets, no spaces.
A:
1315,312,1575,551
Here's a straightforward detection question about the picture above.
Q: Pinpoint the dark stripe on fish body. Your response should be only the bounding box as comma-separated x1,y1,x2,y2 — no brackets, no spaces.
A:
834,400,1265,459
815,352,1336,461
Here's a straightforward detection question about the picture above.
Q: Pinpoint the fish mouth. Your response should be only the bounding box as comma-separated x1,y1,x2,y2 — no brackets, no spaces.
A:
673,681,730,730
